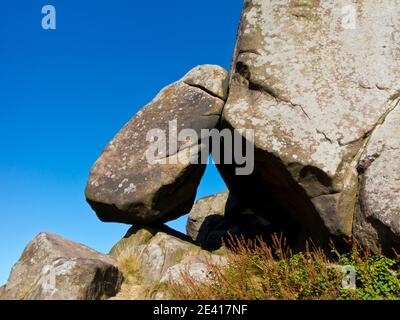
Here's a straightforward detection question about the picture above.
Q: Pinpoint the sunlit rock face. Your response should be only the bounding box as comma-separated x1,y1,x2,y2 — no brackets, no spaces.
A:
0,233,123,300
219,0,400,250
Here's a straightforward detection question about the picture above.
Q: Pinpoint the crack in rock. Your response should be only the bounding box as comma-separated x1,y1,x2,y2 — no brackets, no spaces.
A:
183,81,226,101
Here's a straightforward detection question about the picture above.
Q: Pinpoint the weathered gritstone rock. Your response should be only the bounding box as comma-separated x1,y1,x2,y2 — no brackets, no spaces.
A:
161,251,227,285
86,65,228,225
186,191,229,241
137,233,200,282
354,99,400,253
110,226,201,283
220,0,400,249
0,285,5,300
110,226,229,299
1,233,123,300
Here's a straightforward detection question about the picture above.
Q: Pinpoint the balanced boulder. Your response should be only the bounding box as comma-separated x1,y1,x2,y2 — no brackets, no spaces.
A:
1,233,123,300
219,0,400,250
86,65,228,225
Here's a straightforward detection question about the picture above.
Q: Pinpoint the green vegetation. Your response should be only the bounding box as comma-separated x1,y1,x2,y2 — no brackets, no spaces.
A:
336,247,400,300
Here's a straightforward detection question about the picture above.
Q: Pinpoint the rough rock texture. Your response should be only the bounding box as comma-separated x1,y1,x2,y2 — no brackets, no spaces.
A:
161,251,227,285
186,191,229,241
1,233,123,300
86,65,228,225
0,285,5,300
110,226,201,283
355,101,400,252
220,0,400,250
110,225,229,299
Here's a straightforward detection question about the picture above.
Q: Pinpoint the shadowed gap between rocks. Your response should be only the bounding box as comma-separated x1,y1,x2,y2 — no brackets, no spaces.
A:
213,120,335,252
123,224,197,245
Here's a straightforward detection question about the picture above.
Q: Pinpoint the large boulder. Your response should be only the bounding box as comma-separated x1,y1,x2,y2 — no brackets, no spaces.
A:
219,0,400,250
1,233,123,300
86,65,228,225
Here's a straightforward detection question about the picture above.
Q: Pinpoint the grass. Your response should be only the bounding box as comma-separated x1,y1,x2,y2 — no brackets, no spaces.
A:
166,234,400,300
117,254,143,285
114,241,171,300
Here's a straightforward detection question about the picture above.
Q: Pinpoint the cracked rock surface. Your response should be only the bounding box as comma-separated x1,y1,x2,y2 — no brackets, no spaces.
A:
86,65,228,225
219,0,400,250
355,99,400,252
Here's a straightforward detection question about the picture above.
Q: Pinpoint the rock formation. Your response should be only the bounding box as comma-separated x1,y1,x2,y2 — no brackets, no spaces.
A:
2,0,400,301
187,191,273,250
0,233,123,300
161,251,227,285
110,225,201,283
0,286,5,299
108,225,226,300
86,65,228,225
186,191,228,242
354,103,400,252
218,0,400,251
83,2,400,252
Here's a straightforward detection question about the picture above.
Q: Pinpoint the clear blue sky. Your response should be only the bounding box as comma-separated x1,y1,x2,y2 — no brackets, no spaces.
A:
0,0,243,284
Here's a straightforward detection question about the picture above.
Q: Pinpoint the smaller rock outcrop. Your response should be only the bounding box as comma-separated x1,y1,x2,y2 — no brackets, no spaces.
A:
186,191,229,242
86,65,229,225
109,225,227,300
187,192,274,250
161,251,227,285
110,225,200,283
1,233,123,300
